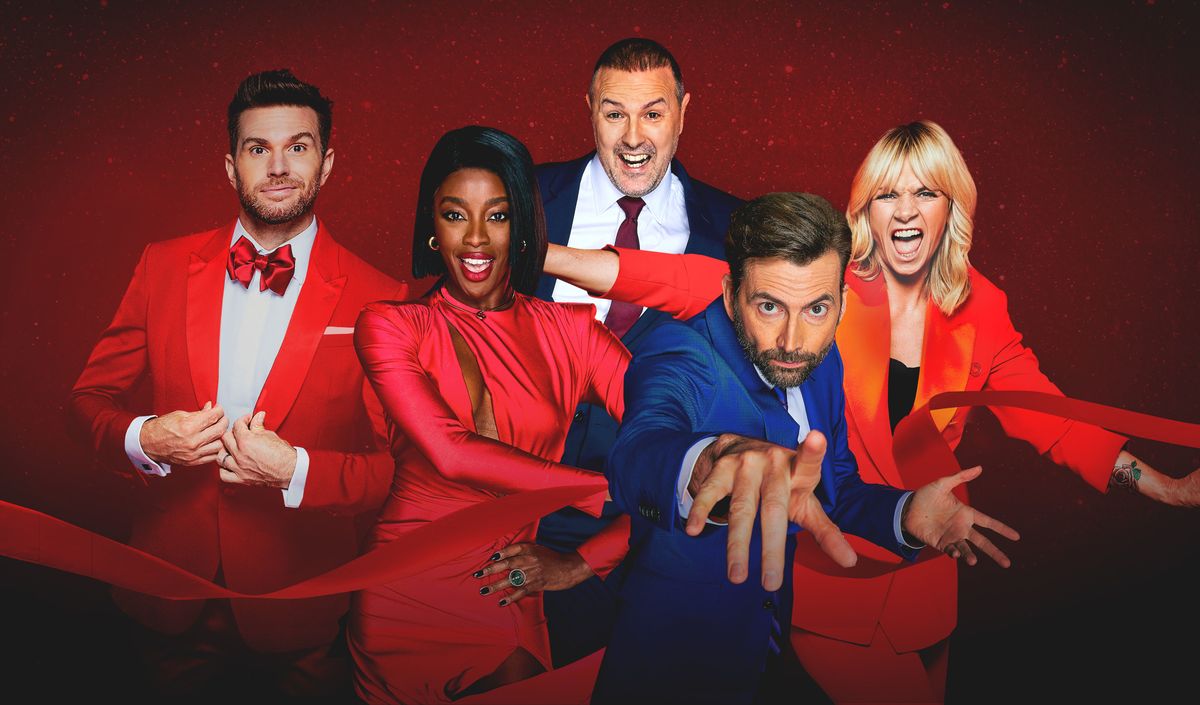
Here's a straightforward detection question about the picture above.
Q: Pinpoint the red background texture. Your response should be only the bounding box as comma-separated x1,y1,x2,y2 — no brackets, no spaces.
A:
1,1,1197,701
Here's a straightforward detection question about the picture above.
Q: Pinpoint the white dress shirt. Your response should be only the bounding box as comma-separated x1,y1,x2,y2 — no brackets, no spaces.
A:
124,217,316,508
675,366,918,547
550,155,690,322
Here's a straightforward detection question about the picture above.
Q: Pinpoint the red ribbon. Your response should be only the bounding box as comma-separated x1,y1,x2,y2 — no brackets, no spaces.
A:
1,391,1197,598
0,483,604,599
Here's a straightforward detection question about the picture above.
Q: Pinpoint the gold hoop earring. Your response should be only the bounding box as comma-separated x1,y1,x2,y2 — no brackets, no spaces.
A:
428,236,439,251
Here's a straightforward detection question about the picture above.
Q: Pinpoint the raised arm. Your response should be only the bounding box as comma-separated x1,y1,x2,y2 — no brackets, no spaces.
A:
354,304,607,514
543,244,727,320
986,292,1198,506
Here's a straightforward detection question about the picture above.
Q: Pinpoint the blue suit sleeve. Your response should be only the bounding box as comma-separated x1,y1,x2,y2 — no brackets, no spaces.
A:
607,324,716,534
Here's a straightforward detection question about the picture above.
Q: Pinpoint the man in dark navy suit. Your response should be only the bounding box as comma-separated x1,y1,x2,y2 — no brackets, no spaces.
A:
533,38,743,666
592,193,1017,704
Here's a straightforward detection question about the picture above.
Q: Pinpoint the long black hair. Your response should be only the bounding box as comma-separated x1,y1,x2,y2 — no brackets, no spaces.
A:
411,126,548,295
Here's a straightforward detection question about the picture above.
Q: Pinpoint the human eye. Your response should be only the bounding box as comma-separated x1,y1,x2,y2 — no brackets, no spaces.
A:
289,144,307,153
605,111,624,121
249,146,267,156
874,191,896,201
808,303,830,318
645,111,662,120
917,188,939,201
757,301,781,315
487,211,509,222
441,210,466,221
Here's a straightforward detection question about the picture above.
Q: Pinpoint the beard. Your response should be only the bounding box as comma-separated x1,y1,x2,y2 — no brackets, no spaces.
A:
235,170,321,225
600,134,679,198
731,304,832,389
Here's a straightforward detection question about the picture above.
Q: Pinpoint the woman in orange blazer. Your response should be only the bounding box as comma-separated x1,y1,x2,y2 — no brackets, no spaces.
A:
542,120,1199,703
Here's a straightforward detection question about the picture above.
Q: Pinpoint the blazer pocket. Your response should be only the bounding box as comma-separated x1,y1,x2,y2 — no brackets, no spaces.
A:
317,333,357,349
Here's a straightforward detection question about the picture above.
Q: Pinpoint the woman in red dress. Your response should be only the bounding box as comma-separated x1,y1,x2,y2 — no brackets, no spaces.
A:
542,120,1199,703
349,126,630,704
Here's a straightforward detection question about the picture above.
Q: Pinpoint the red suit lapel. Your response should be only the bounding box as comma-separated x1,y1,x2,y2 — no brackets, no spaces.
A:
186,225,233,408
254,219,347,430
839,275,899,486
839,274,977,489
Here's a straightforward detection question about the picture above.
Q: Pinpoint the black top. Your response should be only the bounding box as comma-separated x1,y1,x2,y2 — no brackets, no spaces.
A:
888,358,921,432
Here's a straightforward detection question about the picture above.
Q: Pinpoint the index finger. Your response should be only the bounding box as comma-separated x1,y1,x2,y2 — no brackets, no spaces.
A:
791,431,827,486
222,428,239,456
231,414,253,440
687,463,734,536
197,403,225,427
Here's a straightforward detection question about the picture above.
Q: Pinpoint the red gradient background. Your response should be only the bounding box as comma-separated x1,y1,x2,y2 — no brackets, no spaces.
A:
1,1,1197,701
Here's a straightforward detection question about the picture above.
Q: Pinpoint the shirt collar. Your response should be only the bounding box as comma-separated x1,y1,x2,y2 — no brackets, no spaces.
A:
585,153,677,226
231,216,317,284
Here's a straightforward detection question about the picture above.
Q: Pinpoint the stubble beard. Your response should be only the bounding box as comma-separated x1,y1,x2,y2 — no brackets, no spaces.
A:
731,303,832,389
235,169,322,226
601,132,680,198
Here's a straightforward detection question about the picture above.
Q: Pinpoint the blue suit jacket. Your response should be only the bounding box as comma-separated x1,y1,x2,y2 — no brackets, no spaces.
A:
592,297,914,705
533,154,740,666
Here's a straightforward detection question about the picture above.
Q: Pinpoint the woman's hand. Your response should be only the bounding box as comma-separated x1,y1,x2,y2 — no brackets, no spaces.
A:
471,542,595,607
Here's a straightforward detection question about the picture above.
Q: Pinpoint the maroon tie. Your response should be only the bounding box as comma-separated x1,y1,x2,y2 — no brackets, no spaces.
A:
605,196,645,338
227,236,296,296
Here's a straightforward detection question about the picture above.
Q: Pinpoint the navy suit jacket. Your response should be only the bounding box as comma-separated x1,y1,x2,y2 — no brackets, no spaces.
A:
534,153,741,552
592,297,914,705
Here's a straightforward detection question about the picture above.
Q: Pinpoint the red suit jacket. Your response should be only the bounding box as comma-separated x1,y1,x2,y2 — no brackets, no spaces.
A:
602,249,1126,652
69,220,407,652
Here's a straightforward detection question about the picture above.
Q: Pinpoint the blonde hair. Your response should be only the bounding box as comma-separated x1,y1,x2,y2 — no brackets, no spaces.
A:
847,120,977,316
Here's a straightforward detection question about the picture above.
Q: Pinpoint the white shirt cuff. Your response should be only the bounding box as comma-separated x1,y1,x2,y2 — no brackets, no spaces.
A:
677,436,720,522
894,491,925,549
281,446,309,508
125,415,171,477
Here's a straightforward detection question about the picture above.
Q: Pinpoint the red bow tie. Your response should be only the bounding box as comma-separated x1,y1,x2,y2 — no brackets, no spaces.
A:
226,236,296,295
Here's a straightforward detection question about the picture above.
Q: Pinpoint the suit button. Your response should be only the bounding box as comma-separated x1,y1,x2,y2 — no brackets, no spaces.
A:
762,599,775,610
572,411,585,423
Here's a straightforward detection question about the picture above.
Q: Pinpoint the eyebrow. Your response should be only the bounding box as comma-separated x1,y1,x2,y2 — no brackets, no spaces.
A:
750,291,835,309
438,195,509,206
600,97,667,111
241,132,316,148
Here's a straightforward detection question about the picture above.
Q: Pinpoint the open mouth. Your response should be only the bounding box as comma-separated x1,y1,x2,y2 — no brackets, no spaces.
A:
458,254,495,282
890,228,923,259
618,153,652,169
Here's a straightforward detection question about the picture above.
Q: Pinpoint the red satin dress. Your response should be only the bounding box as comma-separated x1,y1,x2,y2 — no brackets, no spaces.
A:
348,288,628,705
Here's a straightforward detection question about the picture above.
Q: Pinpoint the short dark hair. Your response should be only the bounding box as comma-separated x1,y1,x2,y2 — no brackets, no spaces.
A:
411,126,547,295
227,69,333,154
590,38,685,103
725,193,852,293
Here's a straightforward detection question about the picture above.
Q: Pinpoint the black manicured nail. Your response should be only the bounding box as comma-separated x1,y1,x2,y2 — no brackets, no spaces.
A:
479,587,489,595
498,599,508,607
472,570,484,578
489,552,501,561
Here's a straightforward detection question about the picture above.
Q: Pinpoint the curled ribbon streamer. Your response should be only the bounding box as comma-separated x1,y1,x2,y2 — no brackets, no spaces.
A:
800,390,1200,579
0,483,605,600
3,392,1197,593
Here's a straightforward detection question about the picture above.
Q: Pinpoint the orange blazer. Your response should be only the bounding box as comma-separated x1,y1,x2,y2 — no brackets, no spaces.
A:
69,220,407,652
604,249,1126,651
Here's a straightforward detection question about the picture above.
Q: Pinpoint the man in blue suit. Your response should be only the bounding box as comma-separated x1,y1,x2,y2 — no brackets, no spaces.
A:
533,37,742,666
592,193,1018,704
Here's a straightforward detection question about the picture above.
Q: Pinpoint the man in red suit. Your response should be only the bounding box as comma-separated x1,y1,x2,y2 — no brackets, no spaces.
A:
68,69,406,696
